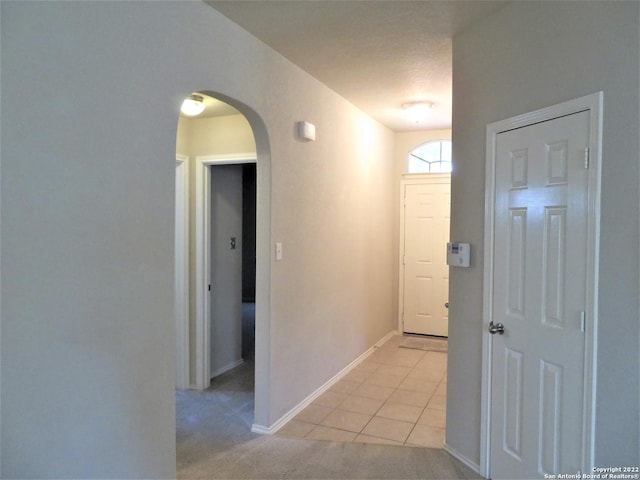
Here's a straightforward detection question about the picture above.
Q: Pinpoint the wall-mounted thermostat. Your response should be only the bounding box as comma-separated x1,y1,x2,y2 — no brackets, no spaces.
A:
447,242,470,267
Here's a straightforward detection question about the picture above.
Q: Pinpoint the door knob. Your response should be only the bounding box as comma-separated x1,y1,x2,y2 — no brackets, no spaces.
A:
444,302,449,309
488,321,505,335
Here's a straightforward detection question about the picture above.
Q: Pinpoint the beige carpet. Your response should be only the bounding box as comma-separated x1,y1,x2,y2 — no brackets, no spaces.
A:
178,434,481,479
399,335,448,353
176,356,480,479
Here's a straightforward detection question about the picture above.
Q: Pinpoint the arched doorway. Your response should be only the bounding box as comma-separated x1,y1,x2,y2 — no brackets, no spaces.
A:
175,90,272,432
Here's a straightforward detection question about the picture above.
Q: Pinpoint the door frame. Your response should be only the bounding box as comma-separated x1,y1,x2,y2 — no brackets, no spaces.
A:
195,153,257,390
175,155,190,390
398,173,451,335
480,92,603,478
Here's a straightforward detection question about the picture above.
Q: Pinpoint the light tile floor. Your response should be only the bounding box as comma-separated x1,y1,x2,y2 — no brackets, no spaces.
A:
277,334,448,448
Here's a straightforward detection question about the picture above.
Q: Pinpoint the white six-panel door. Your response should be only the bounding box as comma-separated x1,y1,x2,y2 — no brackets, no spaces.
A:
490,111,590,478
400,175,450,337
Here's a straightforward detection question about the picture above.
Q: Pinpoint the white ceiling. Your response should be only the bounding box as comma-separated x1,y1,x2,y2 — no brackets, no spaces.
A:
204,0,508,132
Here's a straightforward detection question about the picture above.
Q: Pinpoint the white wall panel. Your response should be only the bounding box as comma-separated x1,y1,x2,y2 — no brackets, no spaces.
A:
0,1,396,477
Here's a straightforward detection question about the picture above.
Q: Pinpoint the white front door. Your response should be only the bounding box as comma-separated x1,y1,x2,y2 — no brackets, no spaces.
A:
401,175,450,337
489,111,590,478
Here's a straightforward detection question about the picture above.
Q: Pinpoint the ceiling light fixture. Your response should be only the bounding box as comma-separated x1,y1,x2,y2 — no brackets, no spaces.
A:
402,101,434,123
181,94,205,117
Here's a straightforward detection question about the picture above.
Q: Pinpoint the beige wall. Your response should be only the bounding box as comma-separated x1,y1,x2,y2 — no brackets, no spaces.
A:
270,115,396,421
9,1,635,478
449,0,639,469
1,2,395,477
177,114,256,157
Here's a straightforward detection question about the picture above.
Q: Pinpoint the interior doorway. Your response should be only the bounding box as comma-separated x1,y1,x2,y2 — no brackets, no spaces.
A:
481,93,601,479
241,163,257,362
174,90,273,434
194,153,257,391
208,163,256,379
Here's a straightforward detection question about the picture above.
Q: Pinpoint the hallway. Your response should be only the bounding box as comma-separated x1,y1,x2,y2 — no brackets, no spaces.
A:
175,335,475,479
278,334,447,447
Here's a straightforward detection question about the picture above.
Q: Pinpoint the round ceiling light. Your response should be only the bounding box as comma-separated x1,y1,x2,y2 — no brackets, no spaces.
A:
181,94,205,117
402,101,434,123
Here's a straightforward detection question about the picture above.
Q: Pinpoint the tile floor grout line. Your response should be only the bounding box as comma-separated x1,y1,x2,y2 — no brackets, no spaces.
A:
402,402,427,446
283,335,447,447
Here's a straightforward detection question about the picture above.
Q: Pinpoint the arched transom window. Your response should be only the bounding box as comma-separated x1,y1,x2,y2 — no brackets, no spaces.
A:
407,140,452,173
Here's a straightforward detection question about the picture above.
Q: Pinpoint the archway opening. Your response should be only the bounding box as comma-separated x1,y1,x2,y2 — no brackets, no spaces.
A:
174,91,272,454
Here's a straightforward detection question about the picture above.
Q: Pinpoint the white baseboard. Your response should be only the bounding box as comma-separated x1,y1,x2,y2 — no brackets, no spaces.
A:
210,358,244,379
443,442,483,477
252,330,398,435
250,423,271,435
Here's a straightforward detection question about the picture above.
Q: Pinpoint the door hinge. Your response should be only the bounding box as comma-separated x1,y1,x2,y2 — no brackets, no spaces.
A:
208,284,211,292
580,311,586,332
584,148,590,169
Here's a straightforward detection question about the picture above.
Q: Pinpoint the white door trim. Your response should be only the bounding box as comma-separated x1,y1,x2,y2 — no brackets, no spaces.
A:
398,173,451,334
480,92,602,478
175,155,190,390
195,153,257,390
